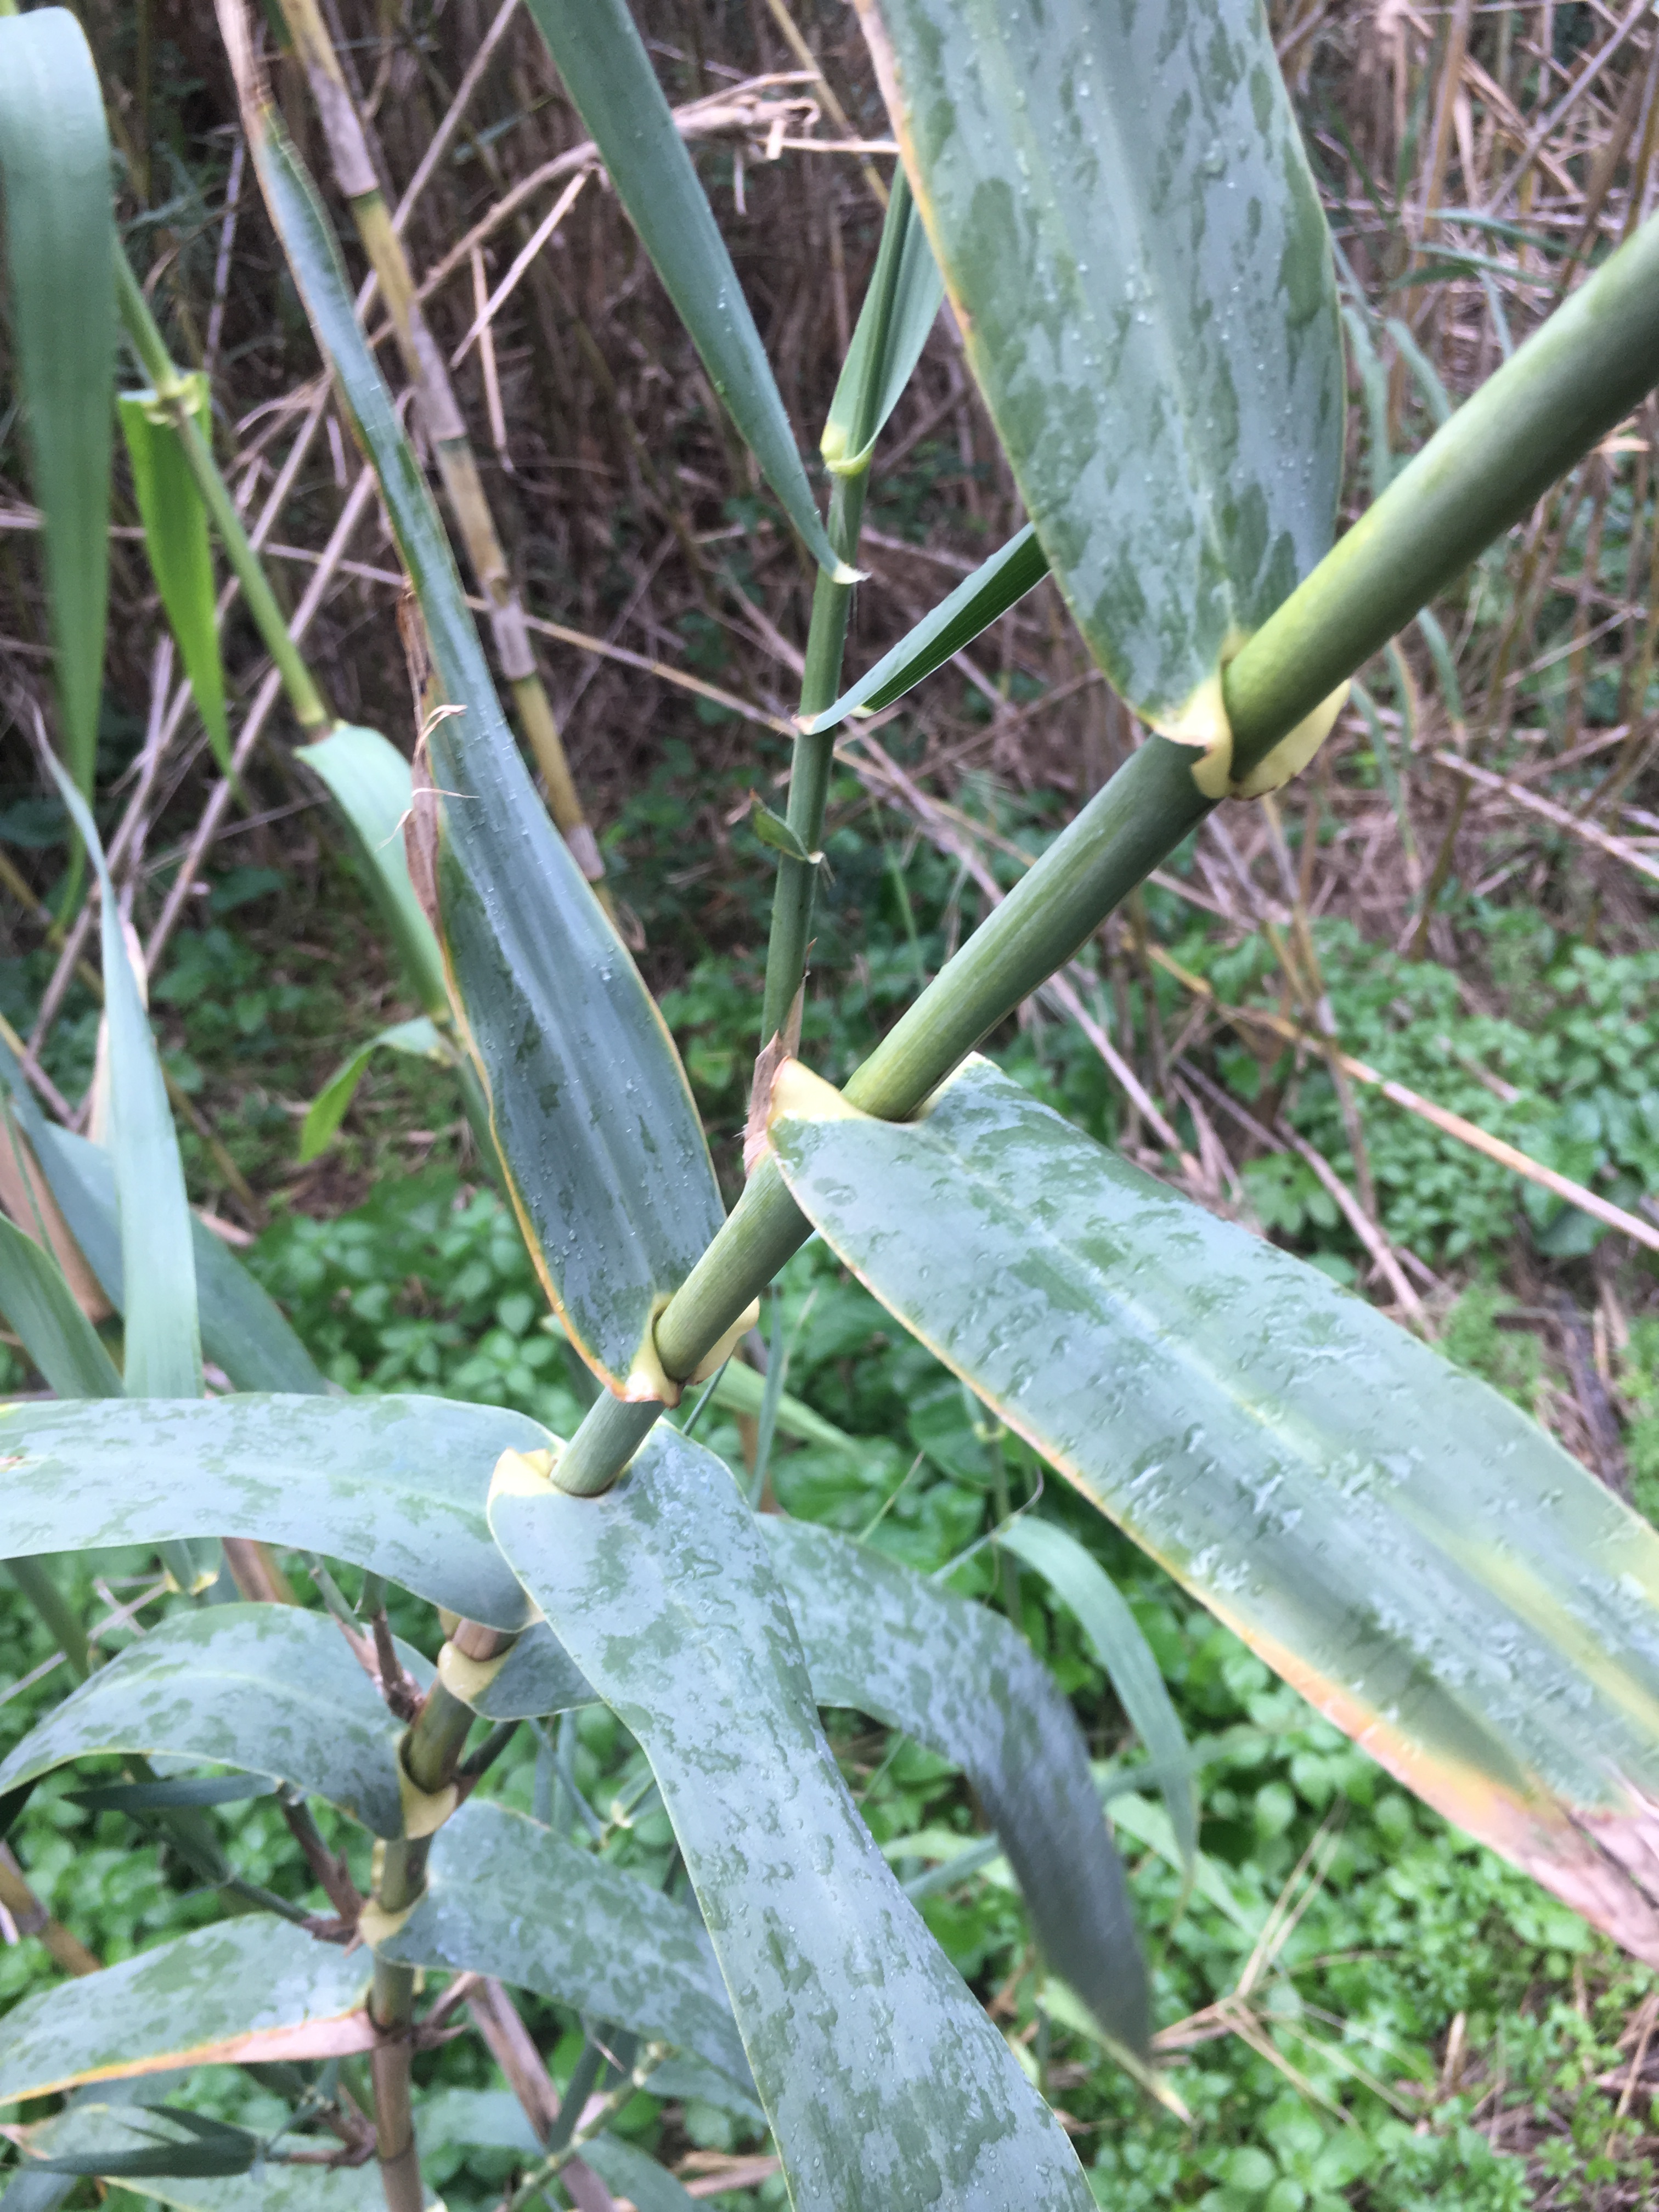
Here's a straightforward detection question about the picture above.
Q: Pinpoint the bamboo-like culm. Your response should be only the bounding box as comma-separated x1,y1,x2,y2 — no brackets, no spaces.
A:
275,0,606,886
550,198,1659,1499
758,173,911,1040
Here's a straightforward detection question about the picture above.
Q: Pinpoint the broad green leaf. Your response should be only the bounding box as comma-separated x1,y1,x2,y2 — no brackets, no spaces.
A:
0,1214,121,1398
803,524,1048,732
295,726,448,1020
0,1394,542,1629
0,1919,370,2104
523,0,850,584
997,1515,1196,1881
768,1053,1659,1965
857,0,1343,733
117,385,230,776
0,1605,422,1837
377,1799,757,2107
764,1518,1148,2057
245,108,724,1394
0,9,113,797
299,1017,447,1163
822,167,944,478
48,766,200,1398
488,1426,1096,2212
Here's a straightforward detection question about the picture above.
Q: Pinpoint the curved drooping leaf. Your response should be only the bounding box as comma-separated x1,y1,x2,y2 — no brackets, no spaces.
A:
0,1919,371,2104
523,0,849,584
821,167,944,478
377,1800,757,2108
0,1395,541,1629
299,1018,448,1163
49,768,201,1399
295,726,448,1021
0,1214,120,1399
855,0,1343,733
996,1515,1196,1878
117,385,230,776
488,1426,1096,2212
767,1052,1659,1966
0,8,114,798
0,1605,420,1837
763,1518,1147,2056
245,104,724,1395
803,525,1048,733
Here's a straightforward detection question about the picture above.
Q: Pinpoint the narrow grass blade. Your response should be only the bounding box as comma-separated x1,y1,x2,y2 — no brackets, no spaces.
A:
996,1516,1196,1881
768,1053,1659,1967
300,1017,446,1163
378,1799,757,2106
245,104,725,1393
0,9,114,797
0,1920,371,2104
0,1215,121,1398
821,167,943,477
8,2131,391,2212
765,1517,1149,2058
488,1429,1097,2212
855,0,1342,737
47,765,200,1397
0,1605,422,1837
117,386,230,775
523,0,849,582
0,1393,545,1629
296,726,448,1021
803,524,1048,732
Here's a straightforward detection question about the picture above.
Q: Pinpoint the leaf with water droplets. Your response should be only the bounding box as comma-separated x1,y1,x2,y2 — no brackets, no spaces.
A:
488,1425,1097,2212
853,0,1342,743
768,1053,1659,1969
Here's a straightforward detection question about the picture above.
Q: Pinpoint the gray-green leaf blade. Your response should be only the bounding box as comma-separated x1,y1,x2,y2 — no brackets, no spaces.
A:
0,1605,416,1836
487,1426,1095,2212
377,1799,756,2104
856,0,1342,730
768,1052,1659,1966
524,0,849,582
245,106,724,1391
0,8,114,796
0,1393,541,1629
0,1919,370,2105
764,1517,1148,2056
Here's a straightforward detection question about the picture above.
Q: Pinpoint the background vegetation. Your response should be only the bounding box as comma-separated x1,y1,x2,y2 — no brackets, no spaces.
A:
3,0,1659,2204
